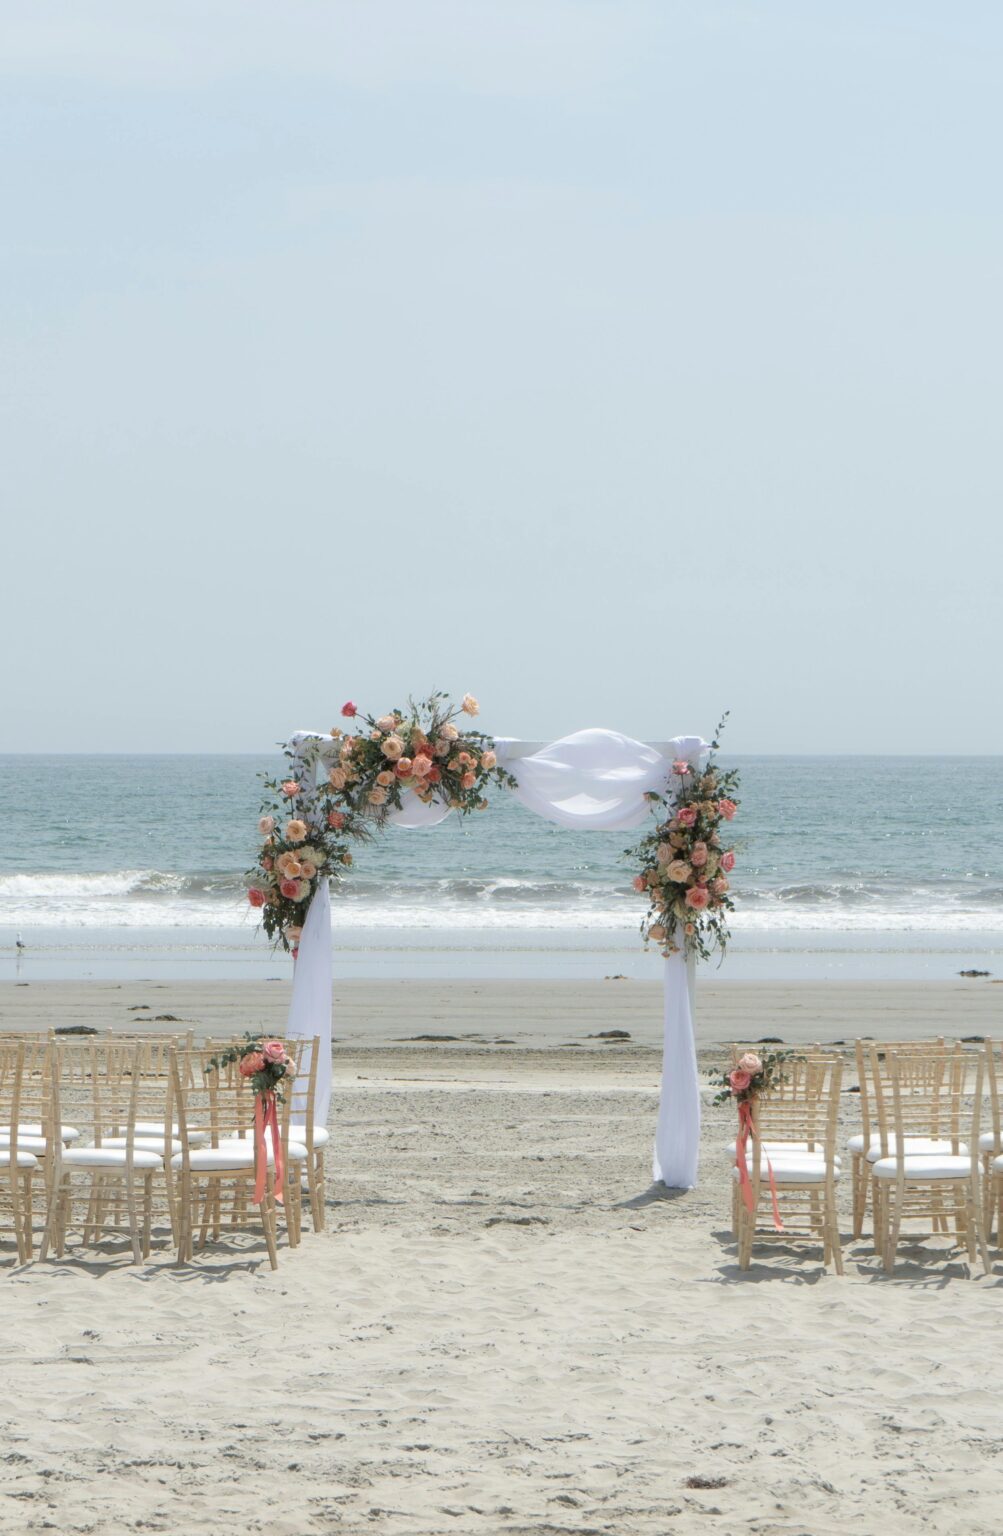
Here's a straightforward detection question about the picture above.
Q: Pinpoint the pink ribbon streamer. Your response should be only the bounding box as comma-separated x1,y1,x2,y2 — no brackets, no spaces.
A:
253,1090,284,1207
735,1099,783,1232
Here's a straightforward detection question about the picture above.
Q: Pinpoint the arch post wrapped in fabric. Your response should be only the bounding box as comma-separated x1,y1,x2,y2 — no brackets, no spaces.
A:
280,726,711,1189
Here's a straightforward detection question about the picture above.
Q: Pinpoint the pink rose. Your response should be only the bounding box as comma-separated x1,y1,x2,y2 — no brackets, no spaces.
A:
685,885,710,910
671,760,691,776
411,754,432,778
690,841,708,868
258,815,275,835
737,1052,761,1074
481,750,497,770
676,805,697,827
718,798,738,821
720,850,736,873
327,810,345,829
376,715,396,733
281,781,300,798
247,888,266,908
632,875,647,893
426,765,442,783
458,771,473,788
239,1051,265,1077
279,878,300,899
262,1040,287,1064
729,1069,751,1093
341,701,357,717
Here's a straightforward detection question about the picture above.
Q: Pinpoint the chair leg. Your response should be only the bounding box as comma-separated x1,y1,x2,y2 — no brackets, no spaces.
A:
851,1156,866,1239
884,1190,902,1274
311,1149,325,1232
142,1172,154,1259
260,1172,279,1271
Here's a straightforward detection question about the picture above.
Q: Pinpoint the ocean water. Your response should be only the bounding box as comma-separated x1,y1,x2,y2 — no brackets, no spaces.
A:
1,754,1001,980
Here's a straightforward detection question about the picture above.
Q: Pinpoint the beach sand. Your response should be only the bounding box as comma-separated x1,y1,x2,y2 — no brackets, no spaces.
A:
2,978,1003,1535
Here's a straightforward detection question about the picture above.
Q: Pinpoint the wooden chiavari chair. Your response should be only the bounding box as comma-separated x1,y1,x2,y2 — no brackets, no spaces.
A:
0,1040,42,1263
869,1046,988,1276
734,1053,843,1274
850,1038,949,1239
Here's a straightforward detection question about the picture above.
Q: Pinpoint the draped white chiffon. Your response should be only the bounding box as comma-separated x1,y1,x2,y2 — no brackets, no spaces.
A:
283,726,709,1182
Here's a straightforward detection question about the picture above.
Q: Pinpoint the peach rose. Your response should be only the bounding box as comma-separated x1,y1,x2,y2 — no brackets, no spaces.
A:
411,755,432,778
656,843,673,865
285,819,307,843
684,922,695,937
276,854,302,877
381,735,404,761
685,885,710,910
460,771,476,789
341,851,353,866
395,757,413,777
328,768,347,790
666,859,692,883
737,1052,761,1074
258,815,275,835
649,923,666,942
676,805,697,828
376,715,396,733
247,887,266,908
281,780,301,798
720,850,736,873
426,765,442,784
729,1069,750,1093
368,786,388,806
632,875,647,893
480,750,497,770
261,856,273,871
442,722,459,741
690,841,708,868
433,739,450,757
712,876,729,895
461,694,479,716
376,770,394,786
239,1051,266,1077
718,798,738,821
279,878,300,899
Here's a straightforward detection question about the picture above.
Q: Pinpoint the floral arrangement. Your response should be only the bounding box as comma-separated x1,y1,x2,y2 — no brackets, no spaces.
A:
204,1033,296,1102
246,691,515,953
326,691,516,824
710,1049,791,1106
246,745,367,953
625,713,740,962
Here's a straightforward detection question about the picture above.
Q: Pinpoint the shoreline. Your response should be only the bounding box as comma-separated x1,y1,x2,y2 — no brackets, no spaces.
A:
2,976,1000,1048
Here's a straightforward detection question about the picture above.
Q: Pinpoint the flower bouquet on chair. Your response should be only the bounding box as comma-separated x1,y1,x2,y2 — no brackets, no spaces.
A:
205,1035,296,1206
712,1050,791,1232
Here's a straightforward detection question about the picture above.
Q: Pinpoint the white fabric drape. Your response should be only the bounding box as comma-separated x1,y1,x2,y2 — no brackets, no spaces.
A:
494,730,706,831
286,876,333,1121
283,725,710,1184
653,952,699,1189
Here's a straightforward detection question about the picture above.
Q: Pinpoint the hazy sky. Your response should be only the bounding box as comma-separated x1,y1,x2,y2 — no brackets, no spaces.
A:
3,2,1000,754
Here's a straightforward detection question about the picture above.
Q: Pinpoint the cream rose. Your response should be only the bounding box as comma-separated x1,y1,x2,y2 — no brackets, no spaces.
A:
665,859,692,883
461,694,479,716
381,735,404,761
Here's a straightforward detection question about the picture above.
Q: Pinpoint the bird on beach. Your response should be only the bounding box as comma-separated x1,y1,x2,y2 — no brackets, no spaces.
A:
15,933,26,952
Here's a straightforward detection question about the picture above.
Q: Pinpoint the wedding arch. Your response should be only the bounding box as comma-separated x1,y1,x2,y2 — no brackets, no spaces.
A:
248,695,740,1190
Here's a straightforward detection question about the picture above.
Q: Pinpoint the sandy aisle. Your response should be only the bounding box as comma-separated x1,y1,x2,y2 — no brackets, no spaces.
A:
2,980,1003,1535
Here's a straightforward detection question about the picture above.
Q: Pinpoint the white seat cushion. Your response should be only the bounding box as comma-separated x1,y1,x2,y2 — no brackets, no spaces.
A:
61,1146,163,1170
979,1132,998,1153
171,1141,306,1173
0,1149,38,1169
873,1154,973,1180
0,1134,48,1154
101,1136,183,1155
0,1124,80,1145
848,1133,866,1154
134,1121,210,1148
866,1136,968,1164
732,1158,840,1185
727,1142,839,1167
